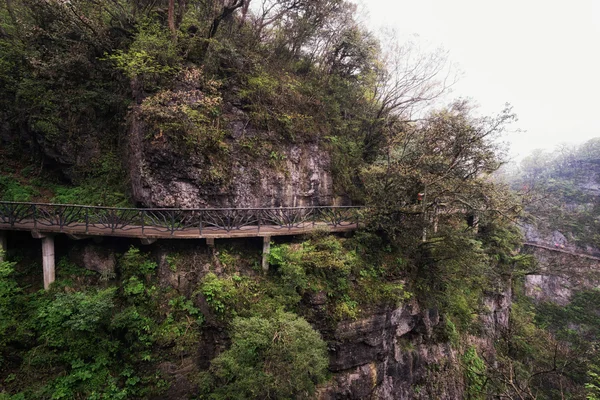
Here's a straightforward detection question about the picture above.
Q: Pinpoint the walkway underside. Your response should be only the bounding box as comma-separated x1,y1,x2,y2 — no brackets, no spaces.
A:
0,220,358,239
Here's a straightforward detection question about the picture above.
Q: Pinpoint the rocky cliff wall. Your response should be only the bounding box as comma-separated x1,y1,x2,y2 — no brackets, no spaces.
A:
521,224,600,305
129,127,334,208
63,239,512,400
317,291,511,399
127,72,337,208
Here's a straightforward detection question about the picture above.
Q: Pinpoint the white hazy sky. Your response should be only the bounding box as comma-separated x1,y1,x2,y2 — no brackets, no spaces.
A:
361,0,600,160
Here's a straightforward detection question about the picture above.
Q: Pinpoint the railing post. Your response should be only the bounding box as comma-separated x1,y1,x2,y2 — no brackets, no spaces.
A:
111,209,116,233
257,209,261,233
85,208,89,234
141,210,145,235
170,210,175,236
59,205,64,232
169,210,175,236
7,204,13,227
199,210,203,236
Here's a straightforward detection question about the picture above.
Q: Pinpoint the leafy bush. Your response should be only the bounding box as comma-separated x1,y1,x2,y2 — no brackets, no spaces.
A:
119,247,157,279
199,272,238,317
106,19,180,83
207,310,328,399
462,346,487,399
0,176,39,201
0,255,20,361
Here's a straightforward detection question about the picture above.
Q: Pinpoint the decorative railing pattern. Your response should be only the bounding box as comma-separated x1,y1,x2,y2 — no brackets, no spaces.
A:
0,202,363,236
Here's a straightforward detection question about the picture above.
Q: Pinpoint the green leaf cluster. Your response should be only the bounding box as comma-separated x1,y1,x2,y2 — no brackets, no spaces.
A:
204,310,328,400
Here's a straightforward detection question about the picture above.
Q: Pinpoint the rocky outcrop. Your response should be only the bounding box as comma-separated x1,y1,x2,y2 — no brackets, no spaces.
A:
524,247,600,305
318,289,511,399
521,224,600,304
69,243,116,277
130,136,334,208
127,71,335,208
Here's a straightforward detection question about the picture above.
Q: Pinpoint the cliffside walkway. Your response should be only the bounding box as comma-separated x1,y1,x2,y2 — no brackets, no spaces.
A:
0,201,362,289
523,242,600,262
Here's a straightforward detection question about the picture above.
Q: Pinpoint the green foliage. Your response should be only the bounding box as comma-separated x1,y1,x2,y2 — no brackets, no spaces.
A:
0,176,40,201
205,310,328,400
140,67,227,154
50,153,130,206
0,255,20,361
512,140,600,248
586,370,600,400
106,19,180,83
0,244,206,398
269,233,410,322
200,272,238,317
534,289,600,390
38,289,115,336
462,346,486,399
269,244,308,301
154,295,204,354
120,247,157,279
484,288,582,398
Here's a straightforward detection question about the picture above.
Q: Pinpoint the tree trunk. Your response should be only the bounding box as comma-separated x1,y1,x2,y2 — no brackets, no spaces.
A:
239,0,251,28
168,0,176,38
202,0,246,57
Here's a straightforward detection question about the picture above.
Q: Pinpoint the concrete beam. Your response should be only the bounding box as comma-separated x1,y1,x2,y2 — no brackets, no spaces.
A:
66,233,90,240
0,231,6,262
41,235,55,290
140,237,157,245
31,230,47,239
262,236,271,274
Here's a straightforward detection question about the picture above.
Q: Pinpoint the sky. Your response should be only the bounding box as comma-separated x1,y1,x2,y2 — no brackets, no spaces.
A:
360,0,600,161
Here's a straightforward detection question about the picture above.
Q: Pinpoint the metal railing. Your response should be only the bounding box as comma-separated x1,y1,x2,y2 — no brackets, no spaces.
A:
0,202,363,236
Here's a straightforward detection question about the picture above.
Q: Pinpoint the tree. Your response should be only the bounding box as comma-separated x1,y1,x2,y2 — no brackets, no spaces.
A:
362,100,518,241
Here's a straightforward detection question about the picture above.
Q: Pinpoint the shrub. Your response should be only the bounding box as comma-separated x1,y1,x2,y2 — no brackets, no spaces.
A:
207,310,329,399
199,272,238,317
0,176,39,201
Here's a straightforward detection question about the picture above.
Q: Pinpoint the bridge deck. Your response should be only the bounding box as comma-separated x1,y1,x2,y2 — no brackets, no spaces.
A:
523,242,600,261
0,202,362,289
0,220,358,239
0,202,362,239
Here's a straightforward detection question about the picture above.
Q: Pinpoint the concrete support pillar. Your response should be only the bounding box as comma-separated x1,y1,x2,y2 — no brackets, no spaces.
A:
0,231,6,262
262,236,271,273
206,238,215,248
41,235,55,290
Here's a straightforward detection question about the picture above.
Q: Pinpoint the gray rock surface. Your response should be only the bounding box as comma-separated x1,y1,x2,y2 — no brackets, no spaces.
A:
318,293,510,399
69,243,116,277
127,76,336,208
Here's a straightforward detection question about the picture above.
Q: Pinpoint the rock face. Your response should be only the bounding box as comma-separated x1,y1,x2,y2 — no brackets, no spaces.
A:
318,295,510,399
69,243,116,277
127,75,335,208
130,136,334,208
521,224,600,305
